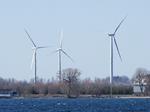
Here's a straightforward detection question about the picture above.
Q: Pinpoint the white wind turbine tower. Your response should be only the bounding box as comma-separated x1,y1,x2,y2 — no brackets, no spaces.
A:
53,29,73,82
25,29,49,84
108,17,126,97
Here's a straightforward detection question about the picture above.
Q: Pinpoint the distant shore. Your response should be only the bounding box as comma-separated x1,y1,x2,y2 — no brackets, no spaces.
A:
119,96,150,99
11,94,150,99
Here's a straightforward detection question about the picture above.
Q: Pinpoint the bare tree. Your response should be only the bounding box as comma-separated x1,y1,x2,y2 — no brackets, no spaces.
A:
61,68,81,98
144,74,150,95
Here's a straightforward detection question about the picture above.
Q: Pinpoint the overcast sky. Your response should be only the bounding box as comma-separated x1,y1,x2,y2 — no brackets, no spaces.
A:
0,0,149,81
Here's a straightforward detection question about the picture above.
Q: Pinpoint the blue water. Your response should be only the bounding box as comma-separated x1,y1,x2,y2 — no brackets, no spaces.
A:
0,98,149,112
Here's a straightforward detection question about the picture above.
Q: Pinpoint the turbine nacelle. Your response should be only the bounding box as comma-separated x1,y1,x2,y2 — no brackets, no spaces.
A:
32,47,37,50
32,46,49,51
31,47,41,51
58,48,62,51
108,33,115,37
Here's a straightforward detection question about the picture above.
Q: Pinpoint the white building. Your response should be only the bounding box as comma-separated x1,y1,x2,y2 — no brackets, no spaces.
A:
133,79,147,94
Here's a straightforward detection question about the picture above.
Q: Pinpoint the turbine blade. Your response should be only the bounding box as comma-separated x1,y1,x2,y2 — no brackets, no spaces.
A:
24,29,36,47
31,50,36,69
114,16,127,35
114,37,122,62
37,46,51,49
51,50,59,54
61,49,74,62
59,29,63,48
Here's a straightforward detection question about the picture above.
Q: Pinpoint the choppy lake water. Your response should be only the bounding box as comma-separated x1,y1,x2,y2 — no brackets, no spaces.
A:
0,98,149,112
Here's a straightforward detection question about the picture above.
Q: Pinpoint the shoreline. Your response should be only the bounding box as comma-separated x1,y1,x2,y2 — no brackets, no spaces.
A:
10,94,150,99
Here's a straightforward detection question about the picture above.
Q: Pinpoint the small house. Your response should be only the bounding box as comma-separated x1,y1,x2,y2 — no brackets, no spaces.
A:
133,78,147,95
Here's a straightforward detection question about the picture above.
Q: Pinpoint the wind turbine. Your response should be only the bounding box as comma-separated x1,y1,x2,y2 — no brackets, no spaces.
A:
25,29,49,84
53,29,73,82
108,17,126,97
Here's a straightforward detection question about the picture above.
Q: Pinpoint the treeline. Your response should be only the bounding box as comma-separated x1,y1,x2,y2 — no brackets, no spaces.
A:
80,78,133,96
0,68,133,97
